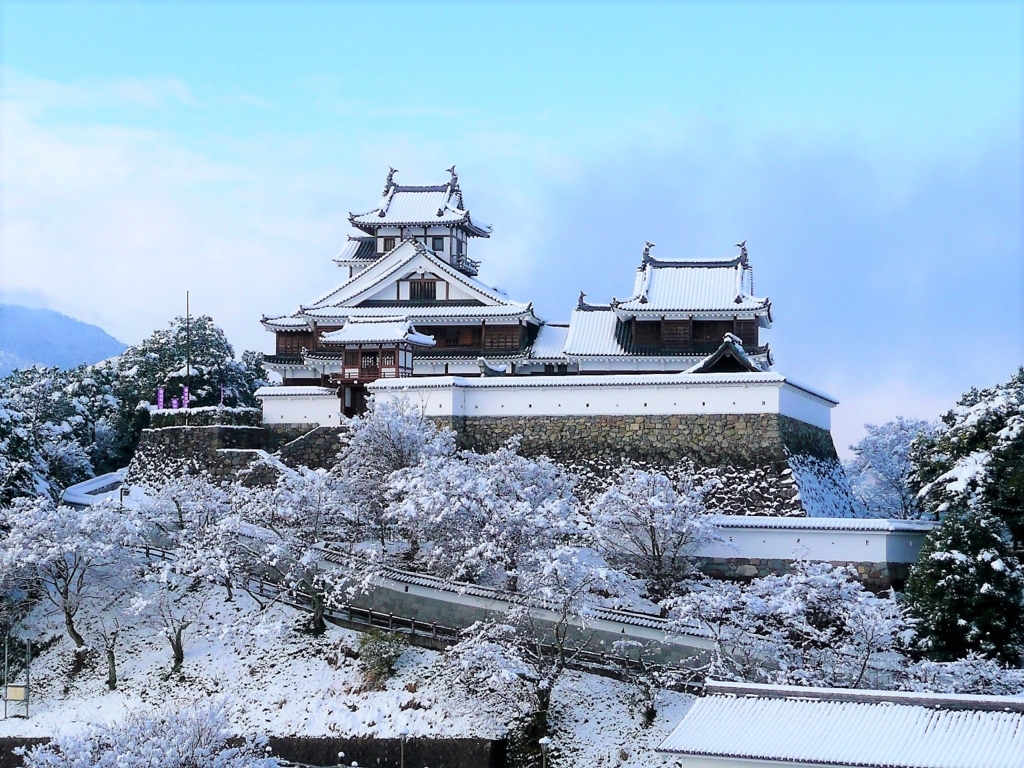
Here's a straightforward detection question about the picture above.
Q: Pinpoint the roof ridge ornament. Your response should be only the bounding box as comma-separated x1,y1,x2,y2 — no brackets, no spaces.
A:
736,239,748,265
383,167,398,196
577,291,587,309
642,240,656,264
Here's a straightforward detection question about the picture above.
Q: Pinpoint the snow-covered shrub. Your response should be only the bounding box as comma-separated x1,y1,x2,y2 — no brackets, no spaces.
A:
0,497,144,653
904,507,1024,665
845,417,936,518
902,653,1024,696
357,629,408,689
337,396,456,548
387,439,580,590
668,561,908,688
20,699,280,768
588,467,719,598
911,368,1024,540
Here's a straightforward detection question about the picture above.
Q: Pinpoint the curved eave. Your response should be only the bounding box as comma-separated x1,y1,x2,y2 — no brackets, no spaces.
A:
347,213,491,238
261,317,311,332
613,307,771,321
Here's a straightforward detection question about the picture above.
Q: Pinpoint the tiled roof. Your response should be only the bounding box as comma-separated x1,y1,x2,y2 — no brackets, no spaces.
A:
562,308,624,356
254,386,336,398
320,317,435,347
302,240,528,312
659,681,1024,768
615,255,769,315
710,515,937,533
333,236,377,263
261,315,310,331
349,175,490,236
529,323,570,360
303,304,535,322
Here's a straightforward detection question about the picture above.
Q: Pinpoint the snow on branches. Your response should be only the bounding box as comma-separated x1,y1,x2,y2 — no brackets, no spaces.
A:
667,561,908,689
845,417,936,519
21,699,281,768
588,468,720,598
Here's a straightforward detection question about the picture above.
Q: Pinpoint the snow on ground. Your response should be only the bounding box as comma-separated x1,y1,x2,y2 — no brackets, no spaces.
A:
3,583,692,767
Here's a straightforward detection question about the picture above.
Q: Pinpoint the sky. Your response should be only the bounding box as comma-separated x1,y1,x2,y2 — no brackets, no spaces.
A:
1,1,1021,457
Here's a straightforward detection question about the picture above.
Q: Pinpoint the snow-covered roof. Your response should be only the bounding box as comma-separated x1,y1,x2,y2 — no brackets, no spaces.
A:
710,515,938,532
370,372,838,404
659,680,1024,768
261,315,311,331
562,307,623,356
348,170,490,237
529,323,569,360
305,240,527,311
320,317,435,347
303,303,535,322
254,386,337,398
614,253,770,317
686,333,767,374
333,235,377,264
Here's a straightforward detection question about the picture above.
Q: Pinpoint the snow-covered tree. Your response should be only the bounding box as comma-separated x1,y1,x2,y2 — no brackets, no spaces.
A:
902,653,1024,695
337,397,455,548
904,507,1024,665
845,417,936,518
0,363,122,501
138,475,244,601
911,368,1024,541
113,315,265,452
668,562,909,688
132,559,209,671
233,467,352,634
21,699,281,768
588,468,719,598
445,545,640,729
388,440,579,590
0,497,144,659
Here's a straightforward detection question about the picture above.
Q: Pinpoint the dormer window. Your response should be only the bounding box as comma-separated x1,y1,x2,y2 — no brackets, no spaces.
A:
432,236,445,252
382,237,396,252
409,280,437,301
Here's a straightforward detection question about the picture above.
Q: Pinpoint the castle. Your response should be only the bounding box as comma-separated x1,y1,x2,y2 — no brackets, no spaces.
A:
255,168,850,516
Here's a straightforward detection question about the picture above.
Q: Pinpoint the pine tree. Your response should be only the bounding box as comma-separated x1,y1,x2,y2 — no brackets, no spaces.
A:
905,507,1024,665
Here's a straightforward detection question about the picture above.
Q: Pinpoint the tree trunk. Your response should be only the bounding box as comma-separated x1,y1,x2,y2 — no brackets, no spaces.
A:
224,577,234,603
311,593,326,635
170,628,185,670
106,647,117,690
64,610,85,648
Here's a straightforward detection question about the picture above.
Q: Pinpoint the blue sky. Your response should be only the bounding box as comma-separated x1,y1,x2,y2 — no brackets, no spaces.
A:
1,1,1021,455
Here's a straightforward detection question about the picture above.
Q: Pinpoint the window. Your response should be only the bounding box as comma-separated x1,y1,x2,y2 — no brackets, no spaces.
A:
344,350,359,366
409,280,437,301
633,321,662,346
380,350,396,367
361,352,379,371
484,325,521,350
382,237,396,252
432,236,445,252
692,320,734,344
276,332,313,355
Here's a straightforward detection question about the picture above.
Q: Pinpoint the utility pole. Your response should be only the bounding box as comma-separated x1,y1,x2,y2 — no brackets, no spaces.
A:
185,291,191,425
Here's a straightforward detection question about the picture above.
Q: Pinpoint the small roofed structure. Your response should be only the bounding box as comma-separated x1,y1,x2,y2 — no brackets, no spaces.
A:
686,333,771,374
658,680,1024,768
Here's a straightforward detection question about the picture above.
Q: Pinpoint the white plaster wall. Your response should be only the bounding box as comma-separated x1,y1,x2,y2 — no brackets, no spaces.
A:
371,375,835,428
259,395,342,425
697,527,926,564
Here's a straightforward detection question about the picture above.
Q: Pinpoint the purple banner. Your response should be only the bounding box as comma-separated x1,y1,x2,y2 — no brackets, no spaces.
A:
157,387,165,410
171,397,180,409
182,386,189,409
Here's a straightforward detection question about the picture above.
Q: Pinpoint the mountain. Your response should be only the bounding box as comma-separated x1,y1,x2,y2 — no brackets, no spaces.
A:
0,304,126,376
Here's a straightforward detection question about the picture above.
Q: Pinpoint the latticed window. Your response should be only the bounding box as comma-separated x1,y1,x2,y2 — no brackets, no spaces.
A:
276,332,313,355
692,320,734,344
382,237,396,252
633,322,661,345
380,350,396,366
344,350,359,366
361,352,379,370
484,325,520,350
409,281,437,301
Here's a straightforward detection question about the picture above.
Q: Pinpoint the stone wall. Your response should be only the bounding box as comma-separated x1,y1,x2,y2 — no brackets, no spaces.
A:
278,425,348,470
698,557,912,591
444,413,838,466
148,407,262,428
126,426,268,484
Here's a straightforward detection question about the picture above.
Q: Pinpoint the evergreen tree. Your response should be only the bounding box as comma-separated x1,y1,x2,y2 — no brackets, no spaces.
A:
910,368,1024,542
113,315,264,451
904,507,1024,665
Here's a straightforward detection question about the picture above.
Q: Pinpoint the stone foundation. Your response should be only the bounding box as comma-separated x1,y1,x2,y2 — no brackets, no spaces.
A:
698,557,912,591
443,413,838,466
